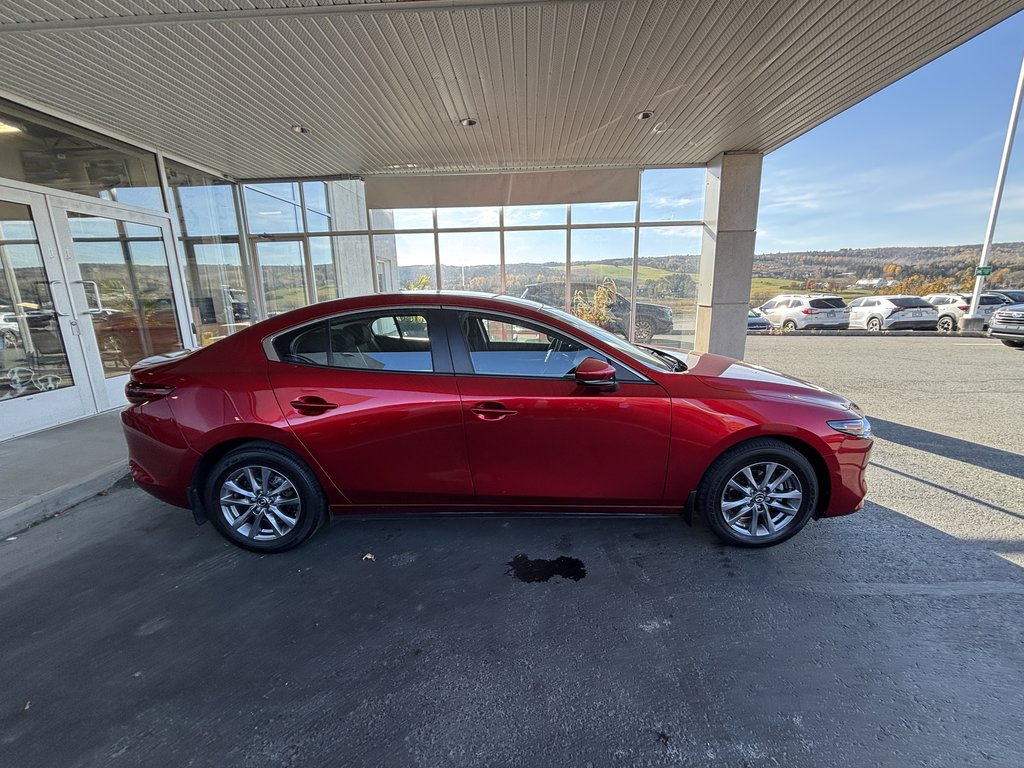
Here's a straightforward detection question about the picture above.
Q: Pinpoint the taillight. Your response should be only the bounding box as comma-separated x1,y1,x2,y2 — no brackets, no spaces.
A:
801,308,817,315
125,380,175,406
957,304,969,311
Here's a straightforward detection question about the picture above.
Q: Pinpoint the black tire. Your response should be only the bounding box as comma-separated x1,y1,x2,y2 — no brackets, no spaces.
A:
782,320,797,332
866,316,882,332
634,317,655,343
205,442,327,553
937,315,956,333
697,438,818,548
1001,339,1024,349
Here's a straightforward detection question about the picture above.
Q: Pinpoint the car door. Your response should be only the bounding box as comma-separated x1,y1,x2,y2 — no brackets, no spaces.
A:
847,298,866,327
266,308,474,505
446,309,672,506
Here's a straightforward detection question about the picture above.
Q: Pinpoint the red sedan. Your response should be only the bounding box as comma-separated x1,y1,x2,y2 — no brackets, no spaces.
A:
122,292,872,553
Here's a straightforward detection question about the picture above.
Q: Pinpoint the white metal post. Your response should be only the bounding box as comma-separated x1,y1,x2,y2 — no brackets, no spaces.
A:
967,48,1024,322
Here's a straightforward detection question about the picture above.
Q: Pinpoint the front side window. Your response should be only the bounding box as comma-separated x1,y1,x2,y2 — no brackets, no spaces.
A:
459,313,596,378
273,312,433,372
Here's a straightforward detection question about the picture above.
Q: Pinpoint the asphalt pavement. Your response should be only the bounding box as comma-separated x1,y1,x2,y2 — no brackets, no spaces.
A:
1,335,1022,768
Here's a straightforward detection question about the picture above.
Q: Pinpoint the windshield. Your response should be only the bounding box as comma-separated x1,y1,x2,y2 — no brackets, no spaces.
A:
889,297,933,308
539,305,674,371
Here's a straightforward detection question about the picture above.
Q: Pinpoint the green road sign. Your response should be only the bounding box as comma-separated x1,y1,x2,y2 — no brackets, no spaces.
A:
975,266,993,277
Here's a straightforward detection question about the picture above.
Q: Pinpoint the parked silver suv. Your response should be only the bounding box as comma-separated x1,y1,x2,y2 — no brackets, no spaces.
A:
847,295,938,331
921,292,1003,332
758,294,850,331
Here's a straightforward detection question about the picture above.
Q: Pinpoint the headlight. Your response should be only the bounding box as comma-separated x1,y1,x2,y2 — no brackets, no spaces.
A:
827,417,872,438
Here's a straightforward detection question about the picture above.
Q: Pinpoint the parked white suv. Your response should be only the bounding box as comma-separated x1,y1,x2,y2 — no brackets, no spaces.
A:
922,292,1003,332
758,294,850,331
847,295,938,331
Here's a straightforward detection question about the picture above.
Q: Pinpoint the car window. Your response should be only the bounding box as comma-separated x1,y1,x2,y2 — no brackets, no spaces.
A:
887,297,931,308
761,300,776,311
273,313,434,372
809,297,846,309
848,298,863,308
979,295,1003,305
459,312,599,378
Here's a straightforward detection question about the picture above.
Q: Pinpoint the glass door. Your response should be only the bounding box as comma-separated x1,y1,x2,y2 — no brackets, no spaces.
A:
0,186,94,439
50,197,189,411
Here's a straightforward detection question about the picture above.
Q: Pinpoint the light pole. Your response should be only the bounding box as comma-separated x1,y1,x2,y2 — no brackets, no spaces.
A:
964,47,1024,330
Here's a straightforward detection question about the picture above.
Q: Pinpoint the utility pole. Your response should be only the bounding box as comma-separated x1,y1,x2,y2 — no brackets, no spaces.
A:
964,47,1024,329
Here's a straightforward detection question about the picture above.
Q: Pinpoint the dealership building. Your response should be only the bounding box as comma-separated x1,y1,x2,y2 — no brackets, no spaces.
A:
0,0,1021,440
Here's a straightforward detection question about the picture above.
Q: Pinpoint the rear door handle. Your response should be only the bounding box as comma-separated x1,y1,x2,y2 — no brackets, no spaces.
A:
470,401,518,421
290,395,339,415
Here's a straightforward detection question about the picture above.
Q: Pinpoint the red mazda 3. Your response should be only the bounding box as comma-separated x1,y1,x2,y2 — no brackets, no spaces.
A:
122,292,872,553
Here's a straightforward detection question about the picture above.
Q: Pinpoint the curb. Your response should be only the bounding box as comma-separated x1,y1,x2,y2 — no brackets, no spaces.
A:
0,462,130,539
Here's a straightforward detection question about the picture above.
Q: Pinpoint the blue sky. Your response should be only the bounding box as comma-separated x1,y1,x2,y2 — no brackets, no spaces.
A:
757,10,1024,253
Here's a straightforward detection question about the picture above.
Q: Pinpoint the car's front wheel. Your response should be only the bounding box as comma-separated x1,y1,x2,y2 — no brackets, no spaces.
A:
634,317,655,343
697,439,818,547
205,442,327,553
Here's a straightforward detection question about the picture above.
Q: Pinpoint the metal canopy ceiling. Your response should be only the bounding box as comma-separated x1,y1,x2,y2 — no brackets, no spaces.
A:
0,0,1021,179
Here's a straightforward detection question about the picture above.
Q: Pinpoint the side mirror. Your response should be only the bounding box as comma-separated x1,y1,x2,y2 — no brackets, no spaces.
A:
575,357,618,391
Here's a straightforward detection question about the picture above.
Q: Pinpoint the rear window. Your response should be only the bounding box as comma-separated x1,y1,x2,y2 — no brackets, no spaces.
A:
889,297,933,308
809,298,846,309
979,295,1004,305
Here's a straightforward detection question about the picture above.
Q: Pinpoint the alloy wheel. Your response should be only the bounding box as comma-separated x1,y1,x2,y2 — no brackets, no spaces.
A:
634,318,654,343
219,465,301,541
937,316,954,333
720,461,803,539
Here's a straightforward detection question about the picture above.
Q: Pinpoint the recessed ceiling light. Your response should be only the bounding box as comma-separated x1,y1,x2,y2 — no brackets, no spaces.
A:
635,110,655,121
291,124,310,134
0,118,23,134
459,117,479,127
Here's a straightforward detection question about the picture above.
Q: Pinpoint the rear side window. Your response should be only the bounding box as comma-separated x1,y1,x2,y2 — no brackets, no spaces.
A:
979,295,1004,305
889,297,933,308
273,313,434,372
809,298,846,309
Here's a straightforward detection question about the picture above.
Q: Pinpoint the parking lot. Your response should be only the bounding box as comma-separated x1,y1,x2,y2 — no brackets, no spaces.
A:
1,336,1022,768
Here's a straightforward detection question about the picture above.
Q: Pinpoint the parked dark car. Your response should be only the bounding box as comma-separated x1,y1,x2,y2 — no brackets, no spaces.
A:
521,282,673,342
747,308,771,332
123,292,872,554
988,303,1024,348
988,289,1024,306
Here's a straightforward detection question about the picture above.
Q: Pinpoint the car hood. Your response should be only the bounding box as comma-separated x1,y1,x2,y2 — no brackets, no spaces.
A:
680,352,853,409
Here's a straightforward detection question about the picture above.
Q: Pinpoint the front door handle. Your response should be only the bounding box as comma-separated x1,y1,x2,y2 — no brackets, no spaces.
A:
290,395,339,415
470,401,518,421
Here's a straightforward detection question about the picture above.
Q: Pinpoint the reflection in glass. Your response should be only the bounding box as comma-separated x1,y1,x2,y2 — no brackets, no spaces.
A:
307,237,338,301
0,202,74,401
66,214,183,376
379,233,435,290
0,100,163,210
165,160,251,345
256,240,308,316
502,229,566,301
438,231,499,292
570,228,636,339
640,168,705,222
309,236,378,297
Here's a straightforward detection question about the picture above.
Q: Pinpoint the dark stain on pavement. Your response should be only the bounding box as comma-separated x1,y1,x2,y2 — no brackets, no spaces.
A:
506,553,586,582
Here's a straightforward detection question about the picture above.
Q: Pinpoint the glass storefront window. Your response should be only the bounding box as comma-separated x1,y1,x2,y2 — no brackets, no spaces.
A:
165,159,251,345
380,233,435,290
0,100,163,210
637,226,702,349
570,201,635,225
256,240,308,316
308,236,338,301
570,227,636,338
309,235,377,297
371,208,432,230
436,207,500,229
0,201,74,401
640,168,705,222
504,205,567,227
438,231,500,292
244,183,302,234
503,229,566,301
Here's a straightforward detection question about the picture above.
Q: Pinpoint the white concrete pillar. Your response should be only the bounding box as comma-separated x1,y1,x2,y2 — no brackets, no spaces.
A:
694,152,763,359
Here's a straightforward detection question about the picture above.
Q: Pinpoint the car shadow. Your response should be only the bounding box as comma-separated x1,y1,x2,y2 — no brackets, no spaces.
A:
870,417,1024,481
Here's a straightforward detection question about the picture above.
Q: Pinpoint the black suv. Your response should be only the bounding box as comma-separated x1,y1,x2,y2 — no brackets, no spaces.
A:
521,282,674,342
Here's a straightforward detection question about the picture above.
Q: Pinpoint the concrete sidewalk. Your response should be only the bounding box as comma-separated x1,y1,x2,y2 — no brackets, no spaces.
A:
0,410,128,538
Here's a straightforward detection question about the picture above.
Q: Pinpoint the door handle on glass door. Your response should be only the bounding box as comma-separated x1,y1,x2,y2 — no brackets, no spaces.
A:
470,402,518,421
290,396,339,415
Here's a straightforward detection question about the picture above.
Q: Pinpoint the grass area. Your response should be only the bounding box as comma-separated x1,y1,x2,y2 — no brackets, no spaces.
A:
571,264,677,282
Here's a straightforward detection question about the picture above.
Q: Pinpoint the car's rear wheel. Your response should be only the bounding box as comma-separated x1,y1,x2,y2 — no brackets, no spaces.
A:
634,317,655,343
697,439,818,547
782,320,797,332
1001,339,1024,348
937,315,956,333
205,442,326,553
866,317,882,332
